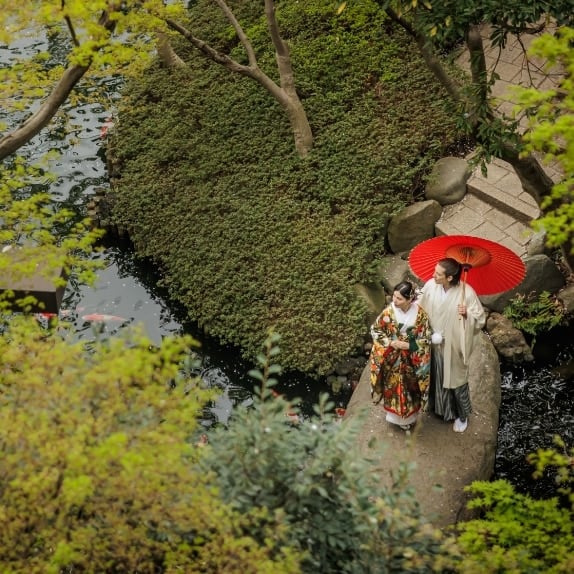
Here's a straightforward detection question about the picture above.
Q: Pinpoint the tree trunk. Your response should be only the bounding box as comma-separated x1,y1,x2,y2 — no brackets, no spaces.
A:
385,8,463,102
0,65,89,160
278,86,313,157
156,32,187,69
166,0,313,158
466,24,489,104
265,0,313,156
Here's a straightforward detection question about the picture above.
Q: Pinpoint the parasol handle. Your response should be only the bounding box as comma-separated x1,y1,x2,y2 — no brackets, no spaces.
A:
459,263,471,321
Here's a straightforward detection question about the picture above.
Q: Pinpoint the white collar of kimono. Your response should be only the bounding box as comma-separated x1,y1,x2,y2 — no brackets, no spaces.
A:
391,301,418,332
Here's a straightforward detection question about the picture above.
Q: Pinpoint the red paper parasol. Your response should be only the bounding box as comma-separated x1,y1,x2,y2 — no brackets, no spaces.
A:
408,235,526,295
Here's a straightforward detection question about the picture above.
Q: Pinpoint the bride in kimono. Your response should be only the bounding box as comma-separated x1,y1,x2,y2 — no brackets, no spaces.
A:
418,257,486,433
369,281,431,431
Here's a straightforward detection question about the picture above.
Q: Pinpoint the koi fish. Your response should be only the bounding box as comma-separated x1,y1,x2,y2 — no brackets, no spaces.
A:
270,389,300,424
82,313,127,323
100,117,114,139
35,312,58,320
34,308,80,321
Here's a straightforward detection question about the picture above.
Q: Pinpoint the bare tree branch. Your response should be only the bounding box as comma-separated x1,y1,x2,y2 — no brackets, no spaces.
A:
0,8,117,161
0,65,90,160
265,0,294,91
385,8,464,103
164,16,284,101
62,0,80,47
164,17,254,75
214,0,257,67
167,1,313,157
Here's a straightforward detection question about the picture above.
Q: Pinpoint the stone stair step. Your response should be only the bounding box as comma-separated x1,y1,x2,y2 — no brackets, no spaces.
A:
467,174,540,223
436,193,536,258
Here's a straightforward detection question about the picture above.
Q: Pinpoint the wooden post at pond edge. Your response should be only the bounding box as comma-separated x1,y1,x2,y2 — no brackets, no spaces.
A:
0,249,67,314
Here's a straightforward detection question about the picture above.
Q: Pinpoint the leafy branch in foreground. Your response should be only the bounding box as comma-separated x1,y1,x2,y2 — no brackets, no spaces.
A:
0,318,299,573
0,184,105,314
454,436,574,574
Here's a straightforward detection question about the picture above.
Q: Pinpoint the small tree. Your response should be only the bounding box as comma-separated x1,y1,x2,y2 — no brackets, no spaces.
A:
0,318,302,573
200,332,450,573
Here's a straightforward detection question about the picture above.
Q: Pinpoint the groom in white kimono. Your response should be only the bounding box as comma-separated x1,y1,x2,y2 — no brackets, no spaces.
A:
418,257,486,433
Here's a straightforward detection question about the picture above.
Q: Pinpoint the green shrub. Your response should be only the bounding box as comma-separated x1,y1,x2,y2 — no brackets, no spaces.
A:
452,437,574,574
0,318,302,573
503,290,566,346
199,332,449,573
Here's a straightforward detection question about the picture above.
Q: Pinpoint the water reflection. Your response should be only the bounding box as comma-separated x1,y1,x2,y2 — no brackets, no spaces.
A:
48,244,261,427
42,241,340,428
495,333,574,498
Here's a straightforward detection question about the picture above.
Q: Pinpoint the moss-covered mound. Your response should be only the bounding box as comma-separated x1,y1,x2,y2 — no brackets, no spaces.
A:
110,0,460,375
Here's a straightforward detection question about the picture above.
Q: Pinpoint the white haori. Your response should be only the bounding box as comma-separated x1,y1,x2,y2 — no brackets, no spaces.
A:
418,279,486,389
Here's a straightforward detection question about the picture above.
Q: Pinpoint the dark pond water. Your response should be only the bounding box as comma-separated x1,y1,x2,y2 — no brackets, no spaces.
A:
494,329,574,497
53,238,350,428
3,32,571,501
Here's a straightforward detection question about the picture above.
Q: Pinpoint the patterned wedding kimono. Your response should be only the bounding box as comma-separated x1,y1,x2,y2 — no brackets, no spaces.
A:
418,279,486,420
369,301,431,427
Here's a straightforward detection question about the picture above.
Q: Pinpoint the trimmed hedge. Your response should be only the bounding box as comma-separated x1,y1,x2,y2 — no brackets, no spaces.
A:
110,0,460,375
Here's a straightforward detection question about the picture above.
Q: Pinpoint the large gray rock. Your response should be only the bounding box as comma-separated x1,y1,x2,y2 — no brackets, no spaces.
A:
526,229,551,257
481,254,565,313
485,312,534,363
387,200,442,254
345,332,500,528
375,254,411,293
425,157,472,205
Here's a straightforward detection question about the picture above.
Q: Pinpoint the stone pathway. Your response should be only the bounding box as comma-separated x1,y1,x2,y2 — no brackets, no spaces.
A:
438,23,564,259
438,160,541,258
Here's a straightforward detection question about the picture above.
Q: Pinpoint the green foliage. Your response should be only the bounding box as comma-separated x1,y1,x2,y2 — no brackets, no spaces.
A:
513,27,574,253
0,318,303,573
371,1,574,47
199,332,449,573
529,436,574,508
453,437,574,574
0,178,104,313
111,0,460,375
503,290,565,345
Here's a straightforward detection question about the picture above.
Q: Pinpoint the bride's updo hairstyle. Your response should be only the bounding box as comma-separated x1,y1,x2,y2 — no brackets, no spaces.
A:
393,280,415,300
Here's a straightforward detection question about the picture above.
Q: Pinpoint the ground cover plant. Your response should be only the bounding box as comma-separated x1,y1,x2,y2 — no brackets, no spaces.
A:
110,0,461,375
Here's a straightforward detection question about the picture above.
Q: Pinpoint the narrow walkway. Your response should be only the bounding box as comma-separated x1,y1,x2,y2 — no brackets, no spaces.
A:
438,159,540,258
438,23,564,258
